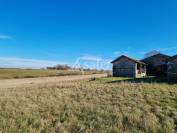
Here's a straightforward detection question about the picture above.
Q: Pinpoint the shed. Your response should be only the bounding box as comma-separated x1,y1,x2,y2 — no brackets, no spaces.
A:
111,55,146,78
141,53,171,76
167,55,177,82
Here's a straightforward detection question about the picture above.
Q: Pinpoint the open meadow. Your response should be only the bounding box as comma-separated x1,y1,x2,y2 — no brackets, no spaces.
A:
0,68,103,79
0,77,177,133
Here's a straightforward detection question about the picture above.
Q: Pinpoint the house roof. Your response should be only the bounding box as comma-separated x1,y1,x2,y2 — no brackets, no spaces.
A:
167,54,177,62
141,53,171,61
111,55,146,65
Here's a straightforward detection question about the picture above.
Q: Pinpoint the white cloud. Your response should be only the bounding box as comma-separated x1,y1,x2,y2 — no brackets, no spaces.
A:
0,57,67,69
139,46,177,56
0,35,12,40
80,55,102,61
158,46,177,52
72,55,112,70
0,55,112,70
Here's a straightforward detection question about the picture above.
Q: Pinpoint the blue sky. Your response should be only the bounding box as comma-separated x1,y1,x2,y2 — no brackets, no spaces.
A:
0,0,177,68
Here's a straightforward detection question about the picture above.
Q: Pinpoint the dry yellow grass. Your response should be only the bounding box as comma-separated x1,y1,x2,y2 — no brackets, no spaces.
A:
0,77,177,133
0,69,82,79
0,68,104,79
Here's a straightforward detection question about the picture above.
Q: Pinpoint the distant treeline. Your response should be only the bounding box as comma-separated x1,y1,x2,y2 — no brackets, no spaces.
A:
46,64,110,73
47,64,71,70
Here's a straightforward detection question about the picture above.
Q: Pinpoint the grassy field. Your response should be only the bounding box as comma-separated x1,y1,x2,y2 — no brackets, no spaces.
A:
0,68,103,79
0,77,177,132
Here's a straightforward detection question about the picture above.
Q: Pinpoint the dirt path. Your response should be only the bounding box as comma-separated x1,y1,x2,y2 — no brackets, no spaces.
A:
0,74,107,89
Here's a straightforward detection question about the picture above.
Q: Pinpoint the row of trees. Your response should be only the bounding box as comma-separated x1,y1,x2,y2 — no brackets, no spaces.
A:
47,64,110,73
47,64,71,70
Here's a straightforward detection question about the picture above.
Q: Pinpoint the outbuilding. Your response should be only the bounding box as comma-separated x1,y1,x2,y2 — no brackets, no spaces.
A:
111,55,146,78
141,53,171,76
167,55,177,82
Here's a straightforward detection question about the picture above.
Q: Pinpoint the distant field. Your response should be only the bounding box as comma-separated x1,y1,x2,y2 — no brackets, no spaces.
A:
0,77,176,132
0,68,103,79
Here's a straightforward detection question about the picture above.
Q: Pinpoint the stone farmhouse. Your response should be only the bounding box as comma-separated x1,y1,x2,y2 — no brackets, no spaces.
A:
111,53,177,81
141,53,171,76
167,55,177,82
111,55,146,78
